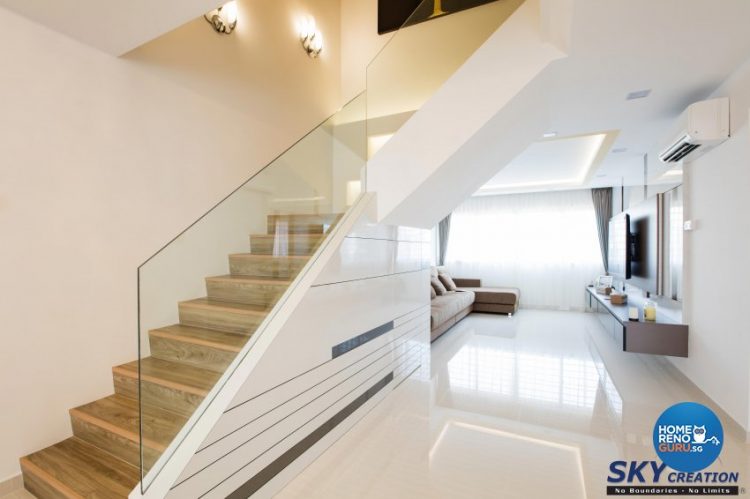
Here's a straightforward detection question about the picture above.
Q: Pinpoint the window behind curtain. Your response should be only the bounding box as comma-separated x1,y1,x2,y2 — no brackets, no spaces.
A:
445,189,604,310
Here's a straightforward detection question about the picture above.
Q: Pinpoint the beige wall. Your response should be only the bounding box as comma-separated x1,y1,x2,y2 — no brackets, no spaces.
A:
126,0,341,130
0,0,342,480
340,0,391,102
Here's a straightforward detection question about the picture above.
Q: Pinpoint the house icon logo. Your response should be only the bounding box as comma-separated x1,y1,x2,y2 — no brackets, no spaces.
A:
653,402,724,472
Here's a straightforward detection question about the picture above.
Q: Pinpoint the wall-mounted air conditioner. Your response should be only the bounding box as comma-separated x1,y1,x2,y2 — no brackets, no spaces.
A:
658,97,729,163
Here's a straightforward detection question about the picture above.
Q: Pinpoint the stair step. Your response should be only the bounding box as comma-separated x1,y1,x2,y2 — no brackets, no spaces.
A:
266,213,343,234
228,253,308,278
21,437,139,499
250,233,325,256
70,394,186,471
205,275,291,307
112,357,221,417
178,298,268,334
150,324,246,373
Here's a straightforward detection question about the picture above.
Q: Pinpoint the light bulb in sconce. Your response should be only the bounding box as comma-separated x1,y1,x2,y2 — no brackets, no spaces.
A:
205,1,238,34
222,1,238,25
299,17,315,40
310,32,323,53
299,16,323,58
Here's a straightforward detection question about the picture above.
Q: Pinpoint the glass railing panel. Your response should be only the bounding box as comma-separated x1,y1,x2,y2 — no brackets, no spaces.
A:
366,0,524,158
137,92,365,491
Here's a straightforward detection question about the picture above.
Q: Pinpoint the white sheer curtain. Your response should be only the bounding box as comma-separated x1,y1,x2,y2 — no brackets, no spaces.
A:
445,189,604,310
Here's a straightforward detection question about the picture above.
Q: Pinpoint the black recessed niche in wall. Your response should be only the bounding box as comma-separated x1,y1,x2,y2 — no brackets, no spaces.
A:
378,0,498,34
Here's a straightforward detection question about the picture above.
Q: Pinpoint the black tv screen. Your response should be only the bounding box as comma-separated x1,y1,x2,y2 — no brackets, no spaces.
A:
608,213,631,279
628,196,659,294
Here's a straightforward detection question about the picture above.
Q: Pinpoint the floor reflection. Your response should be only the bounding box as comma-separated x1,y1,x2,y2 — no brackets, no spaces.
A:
278,310,749,499
447,343,602,410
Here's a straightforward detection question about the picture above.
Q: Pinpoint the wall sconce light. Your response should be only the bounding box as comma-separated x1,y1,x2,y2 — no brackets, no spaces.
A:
205,1,238,34
299,17,323,58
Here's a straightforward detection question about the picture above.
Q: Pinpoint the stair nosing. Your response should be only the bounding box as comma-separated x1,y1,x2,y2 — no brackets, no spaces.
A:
21,438,139,498
20,456,84,499
149,328,243,352
178,299,269,316
112,365,210,397
228,253,309,259
69,407,166,452
250,233,324,239
205,275,293,285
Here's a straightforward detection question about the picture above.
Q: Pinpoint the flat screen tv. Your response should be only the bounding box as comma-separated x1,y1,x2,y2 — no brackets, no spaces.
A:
608,212,631,279
628,196,659,294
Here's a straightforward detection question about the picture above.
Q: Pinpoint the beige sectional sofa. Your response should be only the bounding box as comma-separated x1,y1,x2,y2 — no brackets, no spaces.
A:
430,267,520,342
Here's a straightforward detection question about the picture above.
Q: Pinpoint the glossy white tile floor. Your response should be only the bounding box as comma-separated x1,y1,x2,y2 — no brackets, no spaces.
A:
277,310,750,498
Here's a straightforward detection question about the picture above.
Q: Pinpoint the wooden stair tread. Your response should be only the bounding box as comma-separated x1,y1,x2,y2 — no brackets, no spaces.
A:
151,324,247,352
228,253,309,259
179,298,270,315
228,253,309,279
113,357,221,396
205,275,292,285
71,394,186,451
251,232,324,239
267,213,342,223
21,437,139,498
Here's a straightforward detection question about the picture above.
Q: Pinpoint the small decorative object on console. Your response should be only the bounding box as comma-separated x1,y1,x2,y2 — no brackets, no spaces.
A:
628,306,639,321
644,298,657,321
595,275,614,295
610,293,628,305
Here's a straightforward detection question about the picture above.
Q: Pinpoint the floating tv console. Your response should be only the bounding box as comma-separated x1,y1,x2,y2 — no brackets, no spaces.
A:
586,287,688,357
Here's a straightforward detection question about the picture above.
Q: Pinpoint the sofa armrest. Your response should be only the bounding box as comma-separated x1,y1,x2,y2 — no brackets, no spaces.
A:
454,278,481,287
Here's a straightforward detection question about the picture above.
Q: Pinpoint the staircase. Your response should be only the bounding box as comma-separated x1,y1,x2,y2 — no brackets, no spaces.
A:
19,213,341,498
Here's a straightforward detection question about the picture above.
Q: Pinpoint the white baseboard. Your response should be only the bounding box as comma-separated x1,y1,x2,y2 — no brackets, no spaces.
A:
0,474,23,496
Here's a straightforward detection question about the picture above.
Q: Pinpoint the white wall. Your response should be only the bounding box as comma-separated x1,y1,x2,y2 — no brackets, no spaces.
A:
367,0,568,228
0,2,341,481
669,57,750,432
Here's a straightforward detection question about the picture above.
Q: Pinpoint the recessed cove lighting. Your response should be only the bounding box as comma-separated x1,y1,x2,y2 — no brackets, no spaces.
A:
626,89,651,100
612,147,628,153
542,131,557,138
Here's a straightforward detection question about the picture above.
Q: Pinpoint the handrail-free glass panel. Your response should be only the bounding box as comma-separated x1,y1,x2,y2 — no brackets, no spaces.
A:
137,93,365,491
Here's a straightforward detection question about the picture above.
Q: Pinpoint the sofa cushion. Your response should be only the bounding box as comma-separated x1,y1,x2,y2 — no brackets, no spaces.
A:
431,277,447,295
438,272,458,292
460,286,519,305
430,285,437,299
430,290,475,327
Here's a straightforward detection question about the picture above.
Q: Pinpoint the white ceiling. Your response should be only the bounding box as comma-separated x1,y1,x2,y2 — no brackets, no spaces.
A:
2,0,746,201
478,133,606,194
0,0,224,55
542,0,750,187
472,0,750,195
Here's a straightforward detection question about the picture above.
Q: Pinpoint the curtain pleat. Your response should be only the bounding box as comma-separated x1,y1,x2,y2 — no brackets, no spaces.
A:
438,214,451,266
591,187,613,273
